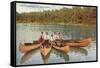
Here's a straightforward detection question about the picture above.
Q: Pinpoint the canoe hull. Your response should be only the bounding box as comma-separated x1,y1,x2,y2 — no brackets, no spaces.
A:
40,47,52,57
18,43,41,53
65,38,92,47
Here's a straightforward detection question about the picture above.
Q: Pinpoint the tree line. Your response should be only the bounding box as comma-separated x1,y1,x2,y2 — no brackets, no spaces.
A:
16,6,96,25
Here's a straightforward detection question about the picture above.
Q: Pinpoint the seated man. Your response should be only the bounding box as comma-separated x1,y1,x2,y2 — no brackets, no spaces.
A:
50,34,56,46
33,32,44,44
55,32,64,47
38,32,44,43
42,32,50,48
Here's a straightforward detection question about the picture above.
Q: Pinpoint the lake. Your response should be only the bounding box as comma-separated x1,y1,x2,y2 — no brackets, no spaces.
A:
16,23,97,65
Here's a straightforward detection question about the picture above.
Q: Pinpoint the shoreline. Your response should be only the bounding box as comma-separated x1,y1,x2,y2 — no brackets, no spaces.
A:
16,22,96,27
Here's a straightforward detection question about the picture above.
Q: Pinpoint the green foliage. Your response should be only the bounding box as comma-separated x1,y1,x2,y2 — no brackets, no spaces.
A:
16,6,96,25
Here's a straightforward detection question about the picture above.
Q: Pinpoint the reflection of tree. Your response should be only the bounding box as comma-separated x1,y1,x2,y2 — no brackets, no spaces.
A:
53,48,69,62
20,48,39,64
70,47,88,55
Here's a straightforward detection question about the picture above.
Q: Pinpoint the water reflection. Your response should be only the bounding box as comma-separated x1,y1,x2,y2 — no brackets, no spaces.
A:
53,48,69,62
20,48,70,64
19,42,94,64
70,47,88,55
20,48,39,64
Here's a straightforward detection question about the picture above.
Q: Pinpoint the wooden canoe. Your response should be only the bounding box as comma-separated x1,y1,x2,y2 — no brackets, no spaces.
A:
40,46,52,57
18,43,41,53
53,45,70,53
41,49,51,64
65,37,92,47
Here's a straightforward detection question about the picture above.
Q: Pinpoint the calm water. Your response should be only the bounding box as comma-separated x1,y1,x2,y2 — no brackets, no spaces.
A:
16,23,97,65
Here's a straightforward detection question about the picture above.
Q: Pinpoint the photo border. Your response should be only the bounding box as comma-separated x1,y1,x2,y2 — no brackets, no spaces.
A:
10,1,98,67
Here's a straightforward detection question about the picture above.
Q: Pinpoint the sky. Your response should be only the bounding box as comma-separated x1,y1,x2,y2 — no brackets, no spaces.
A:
16,3,72,13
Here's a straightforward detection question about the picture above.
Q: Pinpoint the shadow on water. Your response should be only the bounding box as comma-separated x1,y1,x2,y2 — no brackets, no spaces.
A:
52,48,69,62
70,47,88,55
20,48,39,64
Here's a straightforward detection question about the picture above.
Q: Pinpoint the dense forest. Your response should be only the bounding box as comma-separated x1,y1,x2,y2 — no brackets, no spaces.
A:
16,6,96,25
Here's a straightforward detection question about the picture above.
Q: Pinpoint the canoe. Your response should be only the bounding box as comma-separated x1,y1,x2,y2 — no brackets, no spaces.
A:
18,43,41,53
65,37,92,47
41,49,51,64
53,45,70,53
40,46,52,57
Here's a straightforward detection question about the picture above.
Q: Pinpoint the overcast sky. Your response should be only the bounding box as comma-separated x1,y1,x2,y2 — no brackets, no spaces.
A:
16,3,72,13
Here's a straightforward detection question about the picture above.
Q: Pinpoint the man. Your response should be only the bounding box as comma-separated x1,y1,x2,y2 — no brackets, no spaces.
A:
50,34,55,41
44,32,49,40
56,32,62,40
38,32,44,44
53,32,58,41
55,32,63,47
42,32,50,47
50,34,56,46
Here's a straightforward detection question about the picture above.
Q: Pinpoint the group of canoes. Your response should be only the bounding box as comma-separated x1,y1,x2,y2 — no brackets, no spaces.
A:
18,32,92,57
35,32,63,47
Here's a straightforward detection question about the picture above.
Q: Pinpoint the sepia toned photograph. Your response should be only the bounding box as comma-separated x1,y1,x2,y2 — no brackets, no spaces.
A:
11,1,97,66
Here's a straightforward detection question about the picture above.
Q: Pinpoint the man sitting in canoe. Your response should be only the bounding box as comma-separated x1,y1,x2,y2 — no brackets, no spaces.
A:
38,32,44,43
50,34,56,46
42,32,51,48
54,32,65,47
33,32,44,44
56,32,62,41
53,32,57,40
